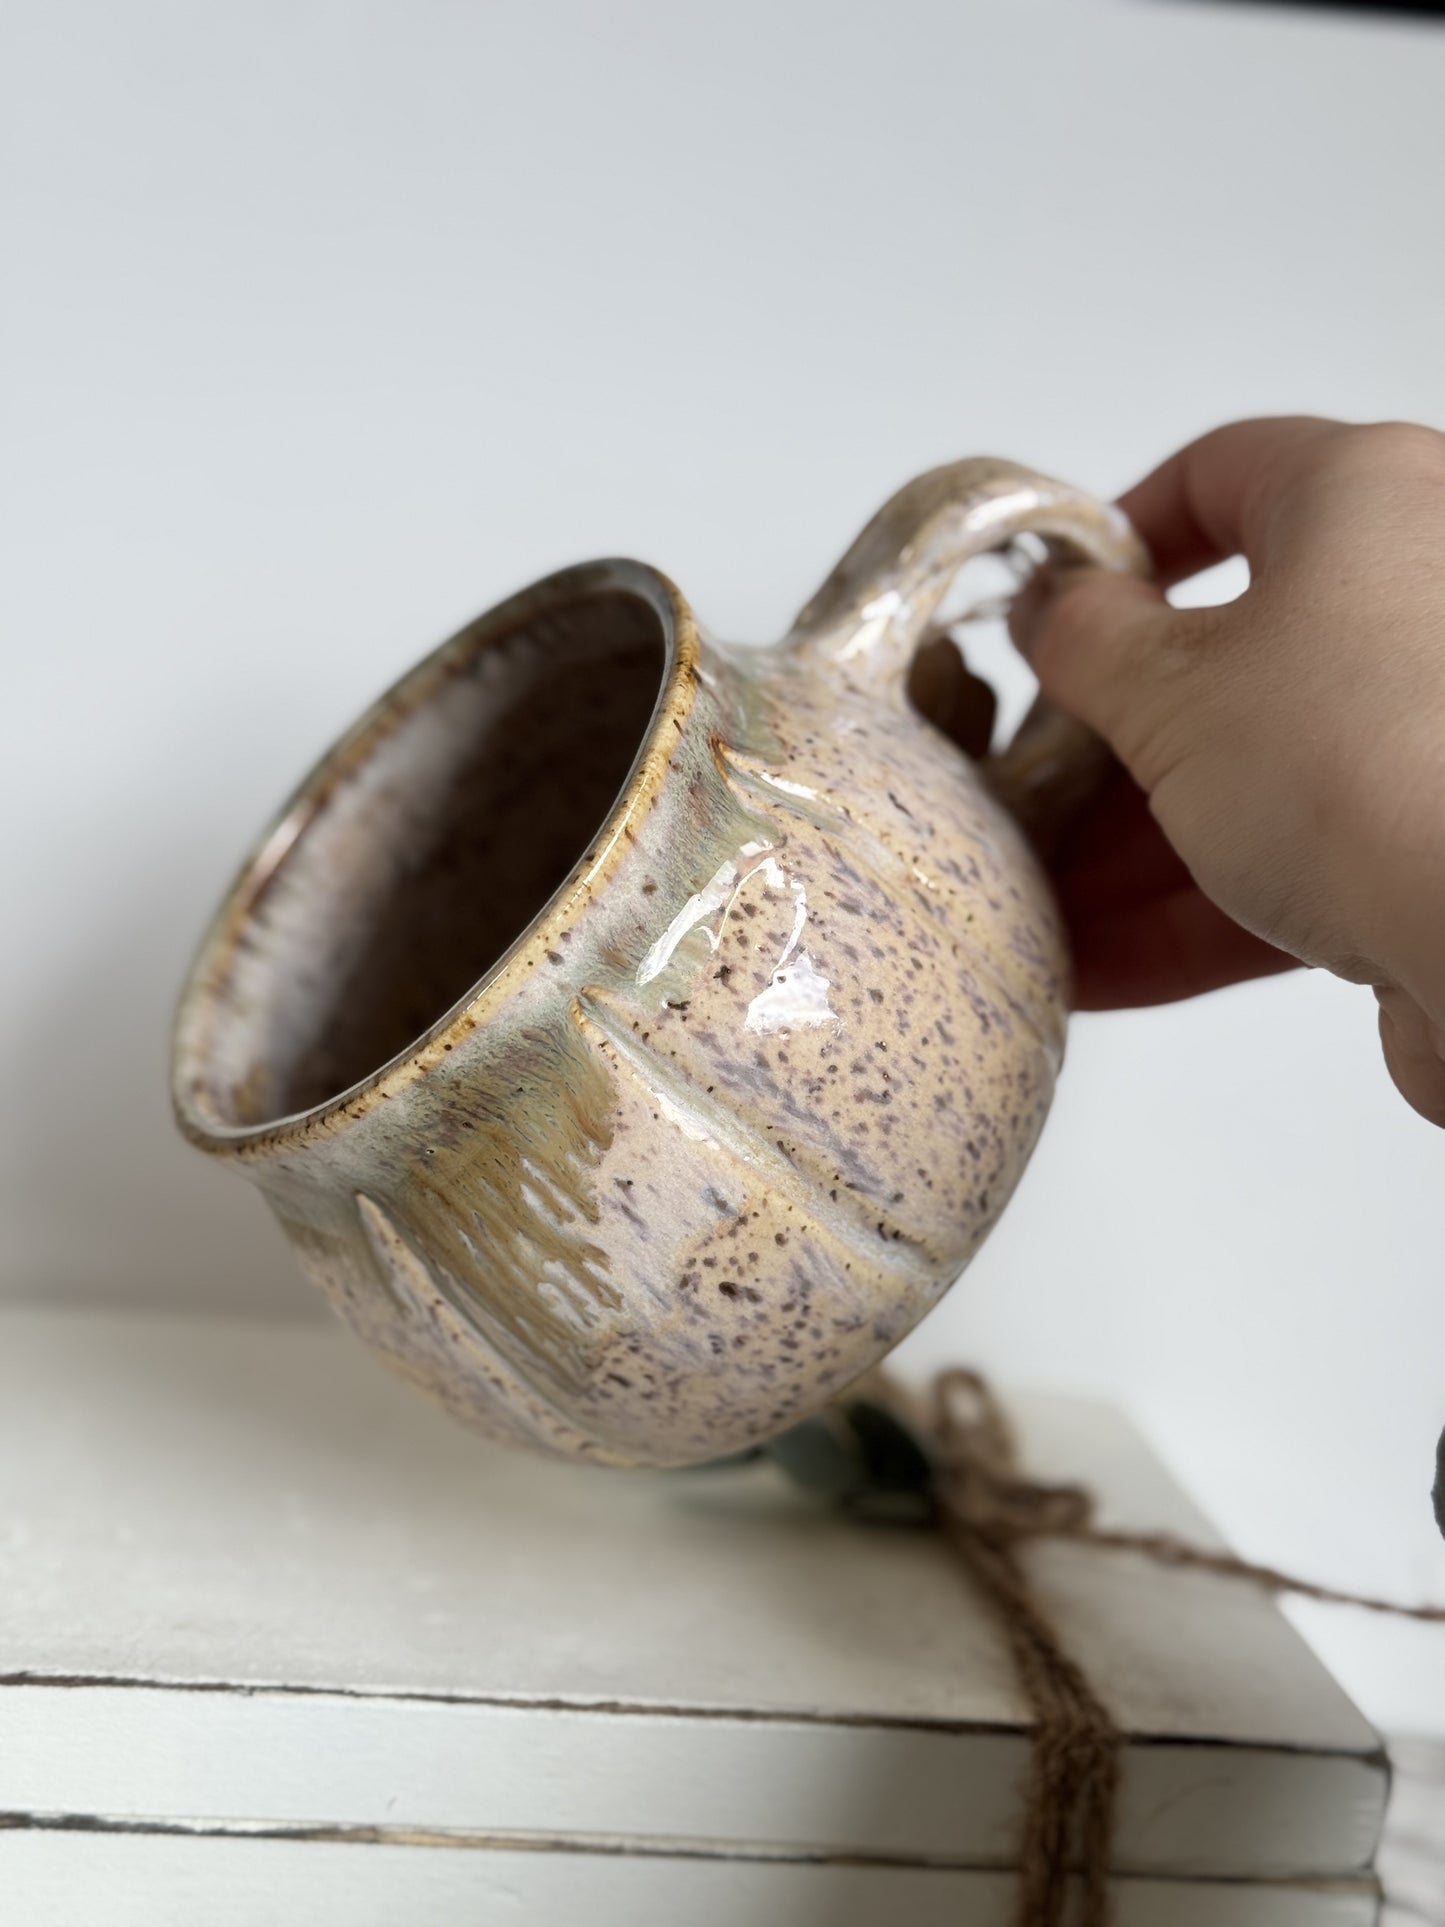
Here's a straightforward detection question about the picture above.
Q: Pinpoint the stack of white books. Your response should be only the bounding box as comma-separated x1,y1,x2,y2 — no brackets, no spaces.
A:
0,1309,1385,1923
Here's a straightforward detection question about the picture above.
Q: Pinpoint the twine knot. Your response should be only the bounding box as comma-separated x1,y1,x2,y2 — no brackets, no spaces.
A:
929,1367,1095,1548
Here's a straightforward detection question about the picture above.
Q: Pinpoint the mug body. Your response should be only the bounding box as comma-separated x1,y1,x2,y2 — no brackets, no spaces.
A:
174,463,1143,1466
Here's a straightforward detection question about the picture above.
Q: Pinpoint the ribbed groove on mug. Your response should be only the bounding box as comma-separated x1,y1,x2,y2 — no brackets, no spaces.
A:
571,987,938,1281
349,1194,615,1459
712,739,1063,1075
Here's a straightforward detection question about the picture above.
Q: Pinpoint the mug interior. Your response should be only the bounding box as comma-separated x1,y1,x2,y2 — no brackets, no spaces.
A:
177,573,671,1134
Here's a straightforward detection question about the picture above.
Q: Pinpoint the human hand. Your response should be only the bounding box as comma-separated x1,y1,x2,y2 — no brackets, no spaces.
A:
1008,417,1445,1126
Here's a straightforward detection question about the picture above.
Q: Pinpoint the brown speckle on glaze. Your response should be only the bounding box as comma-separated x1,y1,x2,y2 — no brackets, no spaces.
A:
172,462,1148,1467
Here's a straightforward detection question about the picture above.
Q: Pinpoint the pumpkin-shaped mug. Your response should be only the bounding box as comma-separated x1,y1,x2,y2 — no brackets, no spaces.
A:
172,460,1145,1466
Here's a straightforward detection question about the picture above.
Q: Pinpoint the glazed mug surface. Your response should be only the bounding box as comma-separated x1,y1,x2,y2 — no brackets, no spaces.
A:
173,460,1146,1466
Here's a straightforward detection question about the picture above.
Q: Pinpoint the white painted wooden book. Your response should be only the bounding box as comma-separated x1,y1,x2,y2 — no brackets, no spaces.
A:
0,1310,1384,1923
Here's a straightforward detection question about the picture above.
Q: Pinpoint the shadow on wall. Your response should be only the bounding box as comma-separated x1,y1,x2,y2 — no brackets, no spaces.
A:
5,826,316,1319
1168,0,1445,21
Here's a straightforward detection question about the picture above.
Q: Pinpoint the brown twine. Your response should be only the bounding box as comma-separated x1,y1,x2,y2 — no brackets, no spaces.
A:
901,1366,1445,1927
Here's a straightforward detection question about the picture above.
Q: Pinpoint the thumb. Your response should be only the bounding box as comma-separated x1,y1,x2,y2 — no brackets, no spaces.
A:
1009,564,1185,787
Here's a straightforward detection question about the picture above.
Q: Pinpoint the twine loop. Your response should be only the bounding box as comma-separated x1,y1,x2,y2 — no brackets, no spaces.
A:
929,1367,1095,1547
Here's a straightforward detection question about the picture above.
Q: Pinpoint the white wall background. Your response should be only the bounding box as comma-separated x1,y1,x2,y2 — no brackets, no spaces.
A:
5,0,1444,1731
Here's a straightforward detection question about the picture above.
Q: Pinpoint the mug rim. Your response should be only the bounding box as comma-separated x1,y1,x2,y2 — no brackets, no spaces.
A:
172,557,700,1158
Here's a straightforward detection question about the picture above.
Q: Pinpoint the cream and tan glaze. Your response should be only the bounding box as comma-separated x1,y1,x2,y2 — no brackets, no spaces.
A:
173,460,1147,1467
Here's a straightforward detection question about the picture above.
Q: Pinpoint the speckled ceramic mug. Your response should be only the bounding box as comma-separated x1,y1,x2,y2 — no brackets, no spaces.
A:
173,460,1146,1466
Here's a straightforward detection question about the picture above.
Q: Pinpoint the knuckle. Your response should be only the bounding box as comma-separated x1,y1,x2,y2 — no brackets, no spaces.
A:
1264,422,1445,552
1027,570,1131,671
1107,607,1229,790
1328,419,1445,482
1029,577,1193,782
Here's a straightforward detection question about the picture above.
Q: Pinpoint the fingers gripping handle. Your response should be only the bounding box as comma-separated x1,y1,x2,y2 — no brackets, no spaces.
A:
786,457,1151,846
788,456,1148,682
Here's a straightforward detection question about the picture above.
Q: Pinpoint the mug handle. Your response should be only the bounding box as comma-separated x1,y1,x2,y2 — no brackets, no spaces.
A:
784,458,1150,850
